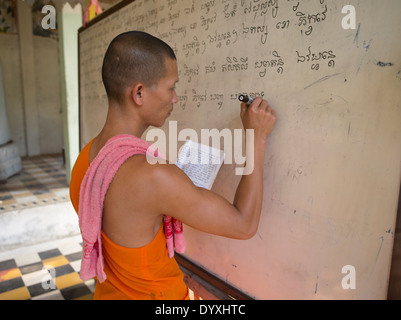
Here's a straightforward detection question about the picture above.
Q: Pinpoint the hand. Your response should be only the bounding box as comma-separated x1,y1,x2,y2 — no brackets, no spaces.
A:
240,97,276,143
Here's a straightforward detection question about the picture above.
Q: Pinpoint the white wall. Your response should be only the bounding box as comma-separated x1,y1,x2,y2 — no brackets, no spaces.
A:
34,36,64,155
0,33,26,155
0,0,64,157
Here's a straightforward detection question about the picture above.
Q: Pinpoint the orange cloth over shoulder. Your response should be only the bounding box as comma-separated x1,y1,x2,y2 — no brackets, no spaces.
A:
70,140,189,300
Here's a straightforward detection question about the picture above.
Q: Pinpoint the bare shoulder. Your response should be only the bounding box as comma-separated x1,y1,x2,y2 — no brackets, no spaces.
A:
118,155,184,181
125,155,194,193
110,155,195,202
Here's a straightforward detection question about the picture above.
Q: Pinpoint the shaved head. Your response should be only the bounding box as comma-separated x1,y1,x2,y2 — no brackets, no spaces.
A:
101,31,176,104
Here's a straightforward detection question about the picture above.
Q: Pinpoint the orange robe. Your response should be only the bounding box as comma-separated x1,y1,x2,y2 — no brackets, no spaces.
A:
69,139,189,300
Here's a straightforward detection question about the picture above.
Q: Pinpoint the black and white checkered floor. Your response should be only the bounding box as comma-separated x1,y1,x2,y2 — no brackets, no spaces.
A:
0,235,95,300
0,154,94,300
0,154,70,213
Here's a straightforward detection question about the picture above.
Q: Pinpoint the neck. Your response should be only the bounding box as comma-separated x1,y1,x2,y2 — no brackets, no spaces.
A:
100,102,148,140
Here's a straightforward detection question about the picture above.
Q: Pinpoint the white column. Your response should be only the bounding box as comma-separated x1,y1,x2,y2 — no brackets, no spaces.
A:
16,0,41,156
58,2,82,183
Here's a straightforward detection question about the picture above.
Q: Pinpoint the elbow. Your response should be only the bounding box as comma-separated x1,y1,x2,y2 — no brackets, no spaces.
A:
244,228,258,240
231,208,261,240
236,225,258,240
239,213,260,240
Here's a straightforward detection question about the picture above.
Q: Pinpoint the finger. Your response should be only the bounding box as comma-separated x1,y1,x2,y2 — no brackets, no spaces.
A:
263,100,274,114
259,99,269,112
250,97,263,110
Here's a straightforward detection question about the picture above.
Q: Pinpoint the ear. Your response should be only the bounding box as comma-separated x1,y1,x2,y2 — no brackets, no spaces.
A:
131,83,145,106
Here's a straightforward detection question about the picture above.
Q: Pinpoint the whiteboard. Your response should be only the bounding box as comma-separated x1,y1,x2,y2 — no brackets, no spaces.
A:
79,0,401,299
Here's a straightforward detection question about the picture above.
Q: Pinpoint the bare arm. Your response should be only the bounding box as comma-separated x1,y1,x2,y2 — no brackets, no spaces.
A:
232,97,276,236
152,98,276,239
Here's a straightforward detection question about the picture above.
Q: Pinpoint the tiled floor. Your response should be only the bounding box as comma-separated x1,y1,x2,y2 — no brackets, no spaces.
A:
0,154,70,213
0,154,95,300
0,235,95,300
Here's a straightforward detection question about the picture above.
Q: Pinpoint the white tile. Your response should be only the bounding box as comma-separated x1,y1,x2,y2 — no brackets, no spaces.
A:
59,242,82,256
22,268,51,287
14,252,41,267
0,245,38,263
9,189,30,196
85,279,96,292
15,195,37,204
31,290,64,300
52,188,69,197
70,260,81,272
29,240,62,254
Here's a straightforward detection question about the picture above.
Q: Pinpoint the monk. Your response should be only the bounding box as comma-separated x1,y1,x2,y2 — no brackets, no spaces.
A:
70,31,276,300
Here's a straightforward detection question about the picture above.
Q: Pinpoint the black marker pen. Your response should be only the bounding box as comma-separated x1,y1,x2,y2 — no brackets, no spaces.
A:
238,94,254,105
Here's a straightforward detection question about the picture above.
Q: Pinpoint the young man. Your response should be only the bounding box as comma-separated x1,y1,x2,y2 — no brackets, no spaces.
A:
70,31,276,300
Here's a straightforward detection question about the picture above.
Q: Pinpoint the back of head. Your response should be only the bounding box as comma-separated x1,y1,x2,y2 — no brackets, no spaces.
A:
102,31,176,104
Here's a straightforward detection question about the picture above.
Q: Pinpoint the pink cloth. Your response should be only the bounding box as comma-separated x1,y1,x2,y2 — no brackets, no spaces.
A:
78,134,185,282
83,0,102,27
